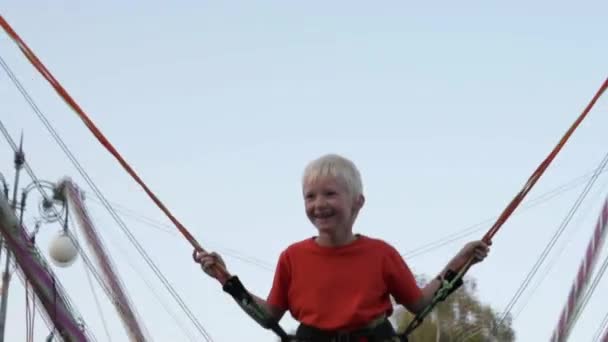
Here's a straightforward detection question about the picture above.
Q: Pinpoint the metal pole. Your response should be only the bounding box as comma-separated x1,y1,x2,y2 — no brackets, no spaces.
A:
0,253,10,342
0,134,24,342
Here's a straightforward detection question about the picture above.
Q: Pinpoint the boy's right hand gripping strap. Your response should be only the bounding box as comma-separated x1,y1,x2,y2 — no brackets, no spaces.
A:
400,269,466,338
436,269,464,301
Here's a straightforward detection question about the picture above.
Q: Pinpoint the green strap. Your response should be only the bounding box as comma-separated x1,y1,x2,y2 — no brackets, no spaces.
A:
401,269,463,336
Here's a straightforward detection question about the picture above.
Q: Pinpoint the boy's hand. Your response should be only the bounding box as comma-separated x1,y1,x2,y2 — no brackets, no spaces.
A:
448,240,491,271
194,251,228,279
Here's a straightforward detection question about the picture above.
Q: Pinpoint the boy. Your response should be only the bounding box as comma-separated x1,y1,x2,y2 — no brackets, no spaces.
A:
196,154,490,341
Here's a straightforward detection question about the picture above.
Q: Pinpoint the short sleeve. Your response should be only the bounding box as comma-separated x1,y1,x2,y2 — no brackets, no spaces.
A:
266,250,291,310
383,246,423,306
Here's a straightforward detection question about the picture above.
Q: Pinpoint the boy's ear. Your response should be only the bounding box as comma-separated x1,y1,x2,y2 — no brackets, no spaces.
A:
355,194,365,210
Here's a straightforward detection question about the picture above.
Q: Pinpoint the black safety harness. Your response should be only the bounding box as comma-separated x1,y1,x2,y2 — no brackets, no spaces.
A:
221,269,464,342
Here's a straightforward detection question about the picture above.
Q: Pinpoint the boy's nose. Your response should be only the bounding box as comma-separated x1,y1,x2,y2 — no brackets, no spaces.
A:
314,197,329,208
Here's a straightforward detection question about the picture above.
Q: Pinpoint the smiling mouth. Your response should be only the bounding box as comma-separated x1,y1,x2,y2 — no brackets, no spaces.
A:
314,212,335,221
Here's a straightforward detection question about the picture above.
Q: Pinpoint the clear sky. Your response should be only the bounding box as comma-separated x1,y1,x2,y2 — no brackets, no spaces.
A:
1,1,607,341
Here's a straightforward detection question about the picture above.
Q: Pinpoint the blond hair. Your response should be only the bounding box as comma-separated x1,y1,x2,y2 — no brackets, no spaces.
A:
302,154,363,197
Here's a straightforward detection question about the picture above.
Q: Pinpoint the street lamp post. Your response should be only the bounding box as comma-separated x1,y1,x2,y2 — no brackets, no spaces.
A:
0,138,83,341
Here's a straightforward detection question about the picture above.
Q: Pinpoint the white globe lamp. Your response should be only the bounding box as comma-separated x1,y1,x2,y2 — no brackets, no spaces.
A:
48,232,78,267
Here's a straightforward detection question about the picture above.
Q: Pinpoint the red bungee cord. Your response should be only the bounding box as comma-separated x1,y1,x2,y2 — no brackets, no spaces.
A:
0,14,230,285
1,12,606,301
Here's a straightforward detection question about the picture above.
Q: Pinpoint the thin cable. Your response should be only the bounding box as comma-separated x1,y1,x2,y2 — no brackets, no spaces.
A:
0,165,101,340
0,119,198,342
483,77,608,244
0,120,204,342
456,152,608,342
11,267,55,338
0,120,112,340
419,78,608,339
85,164,608,277
66,181,149,341
0,13,216,269
11,255,105,342
4,13,606,340
403,169,606,259
567,245,608,336
85,167,605,271
456,326,484,342
497,151,608,325
72,191,199,341
73,215,113,342
83,262,112,342
0,14,231,284
512,173,608,320
76,209,200,342
84,197,275,271
107,169,606,271
0,55,214,341
593,311,608,342
10,250,97,342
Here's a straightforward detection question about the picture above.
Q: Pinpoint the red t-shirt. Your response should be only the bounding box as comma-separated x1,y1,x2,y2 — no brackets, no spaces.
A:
267,235,422,331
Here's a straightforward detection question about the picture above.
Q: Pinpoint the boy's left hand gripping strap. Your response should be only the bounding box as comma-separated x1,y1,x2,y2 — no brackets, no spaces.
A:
222,275,292,341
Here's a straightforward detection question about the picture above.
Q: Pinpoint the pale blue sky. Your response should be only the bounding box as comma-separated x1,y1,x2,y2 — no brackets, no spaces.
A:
1,1,608,341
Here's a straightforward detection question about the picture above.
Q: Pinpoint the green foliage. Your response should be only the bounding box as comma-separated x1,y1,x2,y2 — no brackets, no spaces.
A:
396,278,515,342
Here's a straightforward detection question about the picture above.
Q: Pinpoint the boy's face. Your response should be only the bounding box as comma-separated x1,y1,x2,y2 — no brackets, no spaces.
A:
303,175,360,234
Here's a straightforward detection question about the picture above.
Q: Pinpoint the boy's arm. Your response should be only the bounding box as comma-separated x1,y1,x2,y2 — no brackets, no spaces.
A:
251,293,286,321
221,274,287,329
407,240,490,314
195,251,288,326
407,269,451,314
